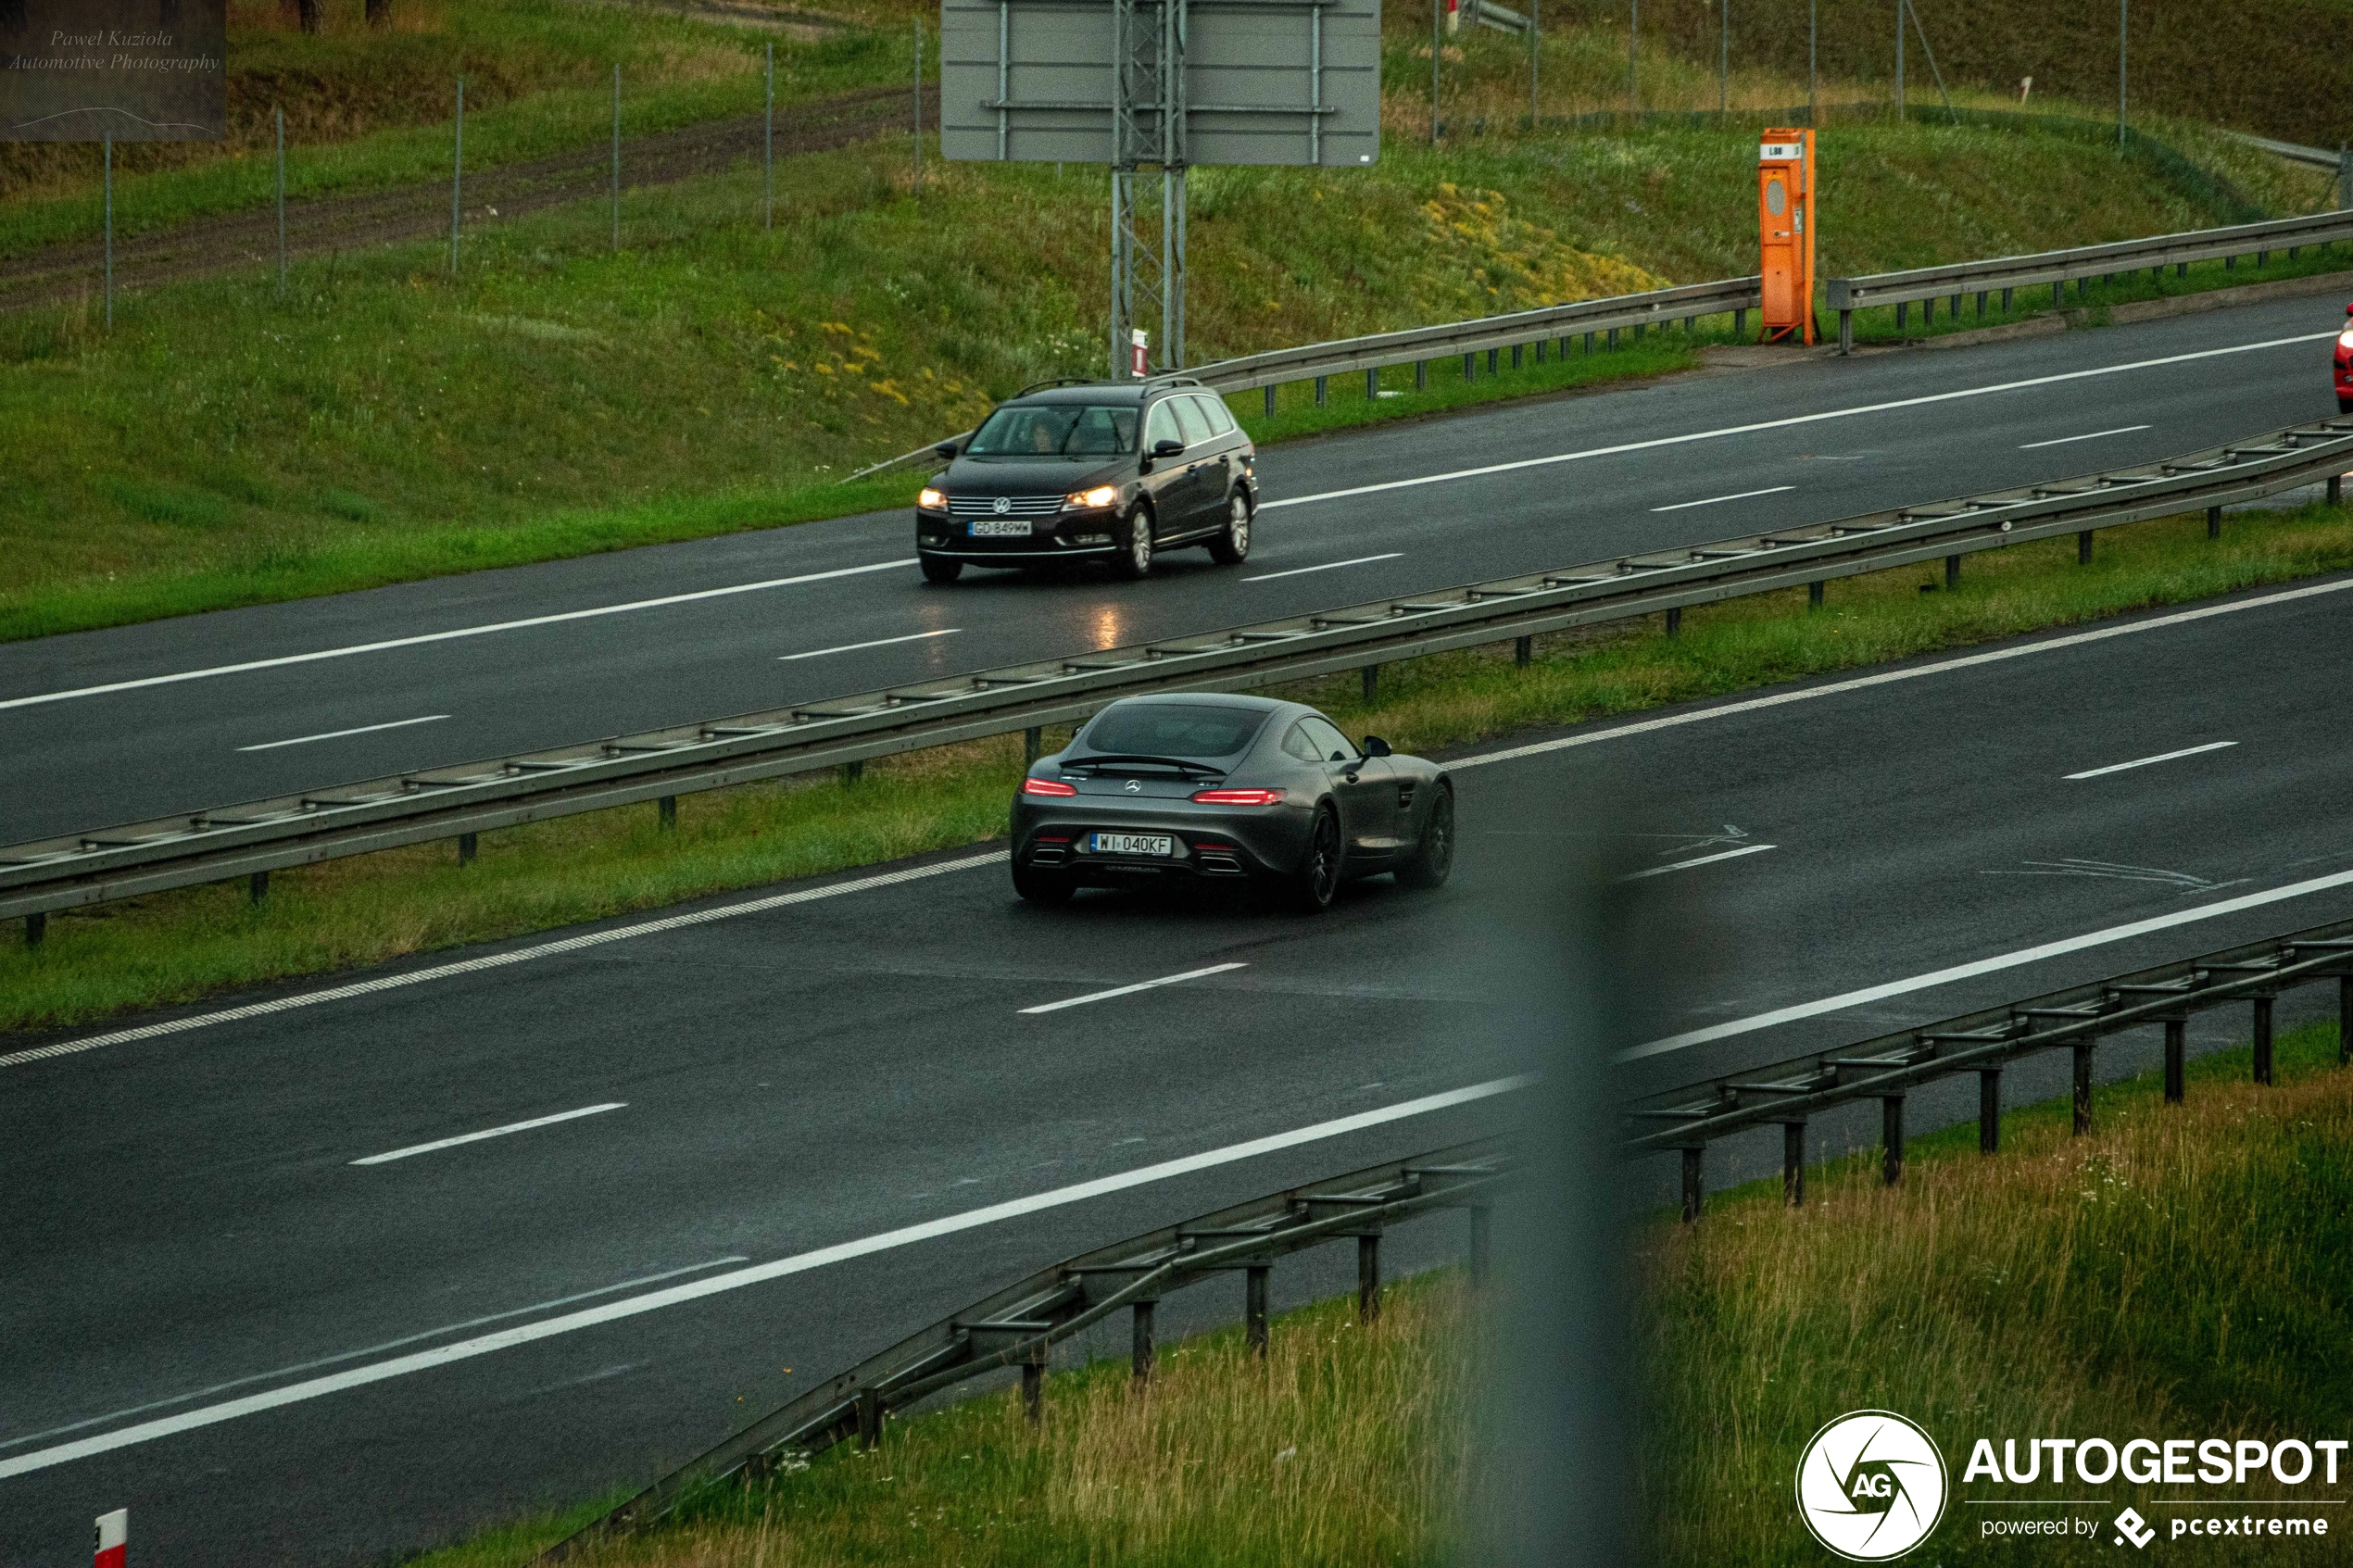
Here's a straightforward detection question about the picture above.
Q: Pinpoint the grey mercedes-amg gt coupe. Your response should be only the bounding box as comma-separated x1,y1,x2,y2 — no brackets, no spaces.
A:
1009,693,1455,912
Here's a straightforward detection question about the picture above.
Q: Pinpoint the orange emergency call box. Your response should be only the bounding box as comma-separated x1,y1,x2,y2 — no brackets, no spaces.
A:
1757,129,1816,345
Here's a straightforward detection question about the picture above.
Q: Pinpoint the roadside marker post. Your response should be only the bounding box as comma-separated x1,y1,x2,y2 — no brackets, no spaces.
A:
94,1509,126,1568
1756,129,1816,345
1129,328,1150,379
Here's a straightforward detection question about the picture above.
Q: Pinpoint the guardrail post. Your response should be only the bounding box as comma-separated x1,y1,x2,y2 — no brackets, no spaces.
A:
1881,1095,1905,1185
2340,974,2352,1066
1365,367,1379,400
2053,280,2064,307
857,1386,882,1449
458,832,477,865
1415,360,1428,392
1605,328,1617,351
1245,1263,1270,1354
1534,339,1546,363
1024,726,1042,763
2077,530,2094,565
2253,994,2274,1084
1357,1233,1382,1323
1514,634,1532,667
1664,607,1681,638
1975,290,1987,319
1314,376,1327,408
1463,351,1476,382
658,795,678,829
23,912,43,948
1680,1146,1703,1222
1510,344,1522,370
1487,348,1499,375
2001,286,2012,312
2164,1018,2185,1103
1467,1205,1491,1286
1734,307,1746,338
1944,554,1960,590
1362,665,1379,703
1920,297,1931,328
2208,505,2222,539
2329,474,2343,507
248,871,270,904
1895,301,1908,332
1781,1121,1806,1207
1264,384,1276,417
842,761,864,786
1978,1070,2001,1153
1022,1352,1044,1423
1131,1299,1156,1384
1837,309,1853,355
1807,580,1825,610
2072,1041,2095,1135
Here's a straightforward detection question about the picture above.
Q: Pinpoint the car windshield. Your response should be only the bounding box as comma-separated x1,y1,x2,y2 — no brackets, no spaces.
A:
967,403,1138,458
1077,704,1265,760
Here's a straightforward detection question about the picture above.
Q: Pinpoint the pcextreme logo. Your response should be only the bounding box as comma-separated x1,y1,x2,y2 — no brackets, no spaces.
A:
1795,1411,1950,1561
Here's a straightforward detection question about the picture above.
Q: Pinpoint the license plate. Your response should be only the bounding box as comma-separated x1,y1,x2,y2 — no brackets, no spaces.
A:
1090,833,1175,858
969,519,1031,537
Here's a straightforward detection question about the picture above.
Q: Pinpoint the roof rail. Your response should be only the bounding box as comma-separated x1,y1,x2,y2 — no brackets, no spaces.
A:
1142,373,1206,389
1011,377,1101,397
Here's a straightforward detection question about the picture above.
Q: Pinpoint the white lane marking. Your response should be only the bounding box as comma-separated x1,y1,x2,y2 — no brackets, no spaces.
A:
2019,423,2153,450
0,1074,1529,1479
1618,843,1778,880
1021,961,1251,1015
2064,740,2238,780
1616,866,2353,1065
0,559,914,713
1650,485,1795,513
1447,576,2353,773
0,1257,748,1453
0,852,1006,1073
1255,332,2337,512
235,714,451,752
1241,552,1404,583
349,1102,626,1166
779,628,960,661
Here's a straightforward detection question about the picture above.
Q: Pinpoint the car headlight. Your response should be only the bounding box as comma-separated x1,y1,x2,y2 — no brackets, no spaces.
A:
918,487,947,509
1064,484,1119,509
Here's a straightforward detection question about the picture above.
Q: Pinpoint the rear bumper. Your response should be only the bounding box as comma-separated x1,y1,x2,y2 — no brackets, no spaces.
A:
1012,797,1313,883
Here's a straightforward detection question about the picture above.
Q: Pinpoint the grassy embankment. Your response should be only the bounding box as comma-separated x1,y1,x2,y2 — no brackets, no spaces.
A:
3,78,2324,643
7,497,2347,1040
400,1017,2353,1568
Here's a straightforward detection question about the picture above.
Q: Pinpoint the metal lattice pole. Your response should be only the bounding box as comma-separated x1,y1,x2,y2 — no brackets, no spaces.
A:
1808,0,1818,125
914,18,925,193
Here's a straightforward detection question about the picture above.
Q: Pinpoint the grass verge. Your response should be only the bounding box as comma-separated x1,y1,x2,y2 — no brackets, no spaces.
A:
6,499,2347,1041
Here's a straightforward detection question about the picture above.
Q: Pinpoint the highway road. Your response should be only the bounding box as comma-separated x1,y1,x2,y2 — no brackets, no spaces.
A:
3,291,2347,843
4,568,2348,1565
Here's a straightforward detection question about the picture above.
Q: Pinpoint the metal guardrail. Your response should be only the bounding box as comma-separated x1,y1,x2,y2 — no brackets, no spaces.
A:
2221,130,2347,173
11,415,2353,939
1824,208,2353,354
535,1136,1508,1559
1626,918,2353,1218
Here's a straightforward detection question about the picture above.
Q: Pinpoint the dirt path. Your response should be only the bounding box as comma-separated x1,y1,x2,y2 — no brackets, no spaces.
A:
0,82,935,310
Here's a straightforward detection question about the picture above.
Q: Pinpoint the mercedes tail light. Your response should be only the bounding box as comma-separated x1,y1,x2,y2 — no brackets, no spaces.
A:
1022,778,1078,797
1189,787,1285,806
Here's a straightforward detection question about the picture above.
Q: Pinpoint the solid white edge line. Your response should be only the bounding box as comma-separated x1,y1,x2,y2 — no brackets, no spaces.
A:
1615,867,2353,1065
236,714,452,752
2063,740,2239,781
0,851,1008,1073
2018,423,2153,450
0,1073,1530,1480
1650,485,1795,513
779,628,960,661
1619,843,1778,880
1021,961,1250,1014
0,559,916,713
0,1256,752,1453
349,1102,627,1166
1444,576,2353,774
1254,332,2336,512
1240,553,1405,583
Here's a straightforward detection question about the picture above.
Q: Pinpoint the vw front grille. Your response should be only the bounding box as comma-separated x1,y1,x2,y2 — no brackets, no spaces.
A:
947,495,1063,519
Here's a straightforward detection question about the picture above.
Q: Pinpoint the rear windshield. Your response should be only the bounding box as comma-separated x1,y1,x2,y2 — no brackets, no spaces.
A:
1079,704,1266,759
968,403,1138,458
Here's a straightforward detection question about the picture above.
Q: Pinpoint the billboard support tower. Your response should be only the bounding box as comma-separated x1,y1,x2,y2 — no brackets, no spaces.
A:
1111,0,1186,375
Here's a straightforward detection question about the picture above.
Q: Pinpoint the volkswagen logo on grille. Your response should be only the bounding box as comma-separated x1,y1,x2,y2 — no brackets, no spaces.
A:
992,495,1013,516
1125,779,1142,793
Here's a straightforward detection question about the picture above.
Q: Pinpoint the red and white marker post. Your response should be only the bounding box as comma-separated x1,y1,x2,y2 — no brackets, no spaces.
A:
94,1509,127,1568
1129,328,1150,379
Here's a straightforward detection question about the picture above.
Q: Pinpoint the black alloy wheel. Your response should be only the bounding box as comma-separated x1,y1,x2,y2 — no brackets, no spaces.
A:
1207,490,1252,565
1395,784,1454,890
1289,806,1343,913
1013,861,1075,905
1114,505,1156,580
920,554,963,584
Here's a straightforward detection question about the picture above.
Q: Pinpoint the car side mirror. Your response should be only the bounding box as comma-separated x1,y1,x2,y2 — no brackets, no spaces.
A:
1361,734,1392,758
1151,439,1186,458
933,442,960,460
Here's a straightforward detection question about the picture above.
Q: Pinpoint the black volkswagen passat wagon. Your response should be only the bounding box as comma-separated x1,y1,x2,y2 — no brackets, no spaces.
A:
914,377,1256,583
1010,693,1456,913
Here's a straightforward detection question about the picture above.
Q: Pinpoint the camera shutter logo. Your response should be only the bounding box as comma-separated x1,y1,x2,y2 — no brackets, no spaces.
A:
1795,1411,1948,1561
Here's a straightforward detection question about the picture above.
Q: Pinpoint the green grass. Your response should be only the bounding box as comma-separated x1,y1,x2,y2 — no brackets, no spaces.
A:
7,498,2348,1042
3,92,2309,644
